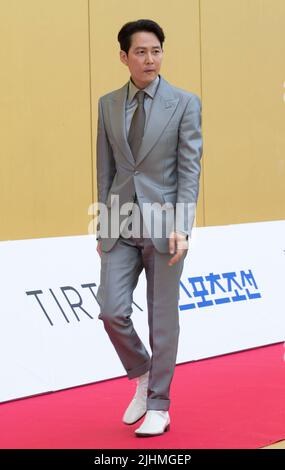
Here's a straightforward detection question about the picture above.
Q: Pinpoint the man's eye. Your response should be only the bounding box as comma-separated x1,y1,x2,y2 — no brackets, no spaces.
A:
136,50,161,54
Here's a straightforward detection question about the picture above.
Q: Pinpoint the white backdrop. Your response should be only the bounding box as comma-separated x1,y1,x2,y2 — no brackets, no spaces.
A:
0,220,284,403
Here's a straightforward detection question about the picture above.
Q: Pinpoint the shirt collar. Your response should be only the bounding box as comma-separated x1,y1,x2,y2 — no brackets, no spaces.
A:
127,74,160,104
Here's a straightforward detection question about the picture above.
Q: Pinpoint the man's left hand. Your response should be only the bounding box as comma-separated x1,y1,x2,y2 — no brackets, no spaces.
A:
168,231,188,266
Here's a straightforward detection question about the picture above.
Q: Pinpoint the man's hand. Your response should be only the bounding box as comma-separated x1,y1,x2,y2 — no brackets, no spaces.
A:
97,240,103,258
168,231,188,266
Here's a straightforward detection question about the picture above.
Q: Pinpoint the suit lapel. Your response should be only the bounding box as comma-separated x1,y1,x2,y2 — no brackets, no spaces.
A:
108,75,179,166
109,84,134,165
136,81,179,165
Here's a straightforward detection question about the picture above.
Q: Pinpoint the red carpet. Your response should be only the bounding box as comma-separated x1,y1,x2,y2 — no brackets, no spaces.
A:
0,343,285,449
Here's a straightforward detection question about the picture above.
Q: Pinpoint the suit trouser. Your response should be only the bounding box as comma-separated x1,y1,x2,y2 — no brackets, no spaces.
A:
97,206,186,411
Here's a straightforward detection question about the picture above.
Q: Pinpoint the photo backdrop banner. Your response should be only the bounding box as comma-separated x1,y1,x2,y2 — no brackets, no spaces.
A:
0,220,284,403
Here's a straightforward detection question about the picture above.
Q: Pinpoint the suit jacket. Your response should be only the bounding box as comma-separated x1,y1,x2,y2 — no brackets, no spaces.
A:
96,74,203,253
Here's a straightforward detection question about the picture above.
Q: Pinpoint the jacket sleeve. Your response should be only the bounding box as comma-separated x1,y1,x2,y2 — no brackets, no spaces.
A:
175,94,203,238
96,97,116,240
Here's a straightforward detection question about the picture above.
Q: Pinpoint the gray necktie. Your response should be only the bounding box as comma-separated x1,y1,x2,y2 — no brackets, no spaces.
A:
128,90,146,160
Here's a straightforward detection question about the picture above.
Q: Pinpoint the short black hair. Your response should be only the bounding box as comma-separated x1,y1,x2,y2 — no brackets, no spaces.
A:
118,19,165,54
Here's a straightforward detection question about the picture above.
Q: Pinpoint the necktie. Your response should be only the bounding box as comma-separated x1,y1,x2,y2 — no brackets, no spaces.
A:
128,90,146,161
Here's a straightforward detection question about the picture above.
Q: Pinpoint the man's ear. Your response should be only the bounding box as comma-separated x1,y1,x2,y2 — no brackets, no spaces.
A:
119,50,128,66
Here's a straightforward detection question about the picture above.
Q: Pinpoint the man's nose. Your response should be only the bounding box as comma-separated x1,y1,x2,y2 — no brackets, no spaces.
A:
145,52,154,63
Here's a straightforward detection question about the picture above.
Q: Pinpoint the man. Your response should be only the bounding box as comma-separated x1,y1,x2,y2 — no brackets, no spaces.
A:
96,19,202,437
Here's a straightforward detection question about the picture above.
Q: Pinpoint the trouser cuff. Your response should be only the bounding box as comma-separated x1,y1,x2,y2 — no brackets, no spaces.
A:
147,398,170,411
127,358,151,380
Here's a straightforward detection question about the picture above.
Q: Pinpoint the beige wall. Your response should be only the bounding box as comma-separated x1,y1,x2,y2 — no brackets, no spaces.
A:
200,0,285,226
0,0,92,240
1,0,284,241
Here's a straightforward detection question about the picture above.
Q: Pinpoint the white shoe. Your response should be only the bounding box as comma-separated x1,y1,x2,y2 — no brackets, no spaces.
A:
135,410,170,437
122,370,149,425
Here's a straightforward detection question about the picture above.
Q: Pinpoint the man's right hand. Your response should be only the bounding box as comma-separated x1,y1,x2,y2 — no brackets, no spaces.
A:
97,240,102,258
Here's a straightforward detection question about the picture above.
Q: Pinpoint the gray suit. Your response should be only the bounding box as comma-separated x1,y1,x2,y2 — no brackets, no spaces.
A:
96,74,202,411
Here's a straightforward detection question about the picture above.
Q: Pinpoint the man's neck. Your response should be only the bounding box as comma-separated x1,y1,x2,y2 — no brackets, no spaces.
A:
130,76,157,90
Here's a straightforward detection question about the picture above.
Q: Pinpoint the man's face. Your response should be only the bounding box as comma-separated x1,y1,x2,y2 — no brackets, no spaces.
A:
120,31,163,88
